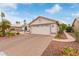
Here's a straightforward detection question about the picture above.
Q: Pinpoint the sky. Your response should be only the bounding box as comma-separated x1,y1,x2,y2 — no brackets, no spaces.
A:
0,3,79,25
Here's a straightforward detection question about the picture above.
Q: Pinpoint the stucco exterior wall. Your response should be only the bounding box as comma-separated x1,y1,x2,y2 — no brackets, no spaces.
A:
30,24,58,36
50,24,59,36
73,20,79,31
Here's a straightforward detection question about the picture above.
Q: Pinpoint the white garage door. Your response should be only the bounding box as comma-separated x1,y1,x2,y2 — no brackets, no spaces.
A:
31,25,51,35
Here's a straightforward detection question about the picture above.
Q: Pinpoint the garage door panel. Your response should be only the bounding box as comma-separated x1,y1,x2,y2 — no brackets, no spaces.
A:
31,25,50,35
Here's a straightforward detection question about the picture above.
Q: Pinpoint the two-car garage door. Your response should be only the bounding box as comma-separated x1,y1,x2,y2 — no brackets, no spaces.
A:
31,25,51,35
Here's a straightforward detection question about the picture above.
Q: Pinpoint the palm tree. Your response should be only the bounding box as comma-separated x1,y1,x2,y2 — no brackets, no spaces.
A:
1,12,5,19
23,20,27,32
0,12,11,36
1,12,5,36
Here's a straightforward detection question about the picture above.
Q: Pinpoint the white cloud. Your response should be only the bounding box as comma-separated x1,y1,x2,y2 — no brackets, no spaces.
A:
6,15,24,25
59,20,67,24
45,4,62,14
72,13,79,17
0,3,17,9
0,10,23,25
0,10,30,24
0,3,22,24
0,3,32,24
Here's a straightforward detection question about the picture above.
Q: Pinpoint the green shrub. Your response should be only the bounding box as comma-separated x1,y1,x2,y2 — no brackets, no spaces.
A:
66,26,73,32
55,33,62,39
55,32,66,39
61,47,79,56
16,32,20,35
7,32,15,37
0,32,3,37
59,24,67,34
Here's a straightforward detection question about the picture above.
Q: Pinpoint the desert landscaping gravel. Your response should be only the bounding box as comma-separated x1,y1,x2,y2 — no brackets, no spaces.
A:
42,41,79,56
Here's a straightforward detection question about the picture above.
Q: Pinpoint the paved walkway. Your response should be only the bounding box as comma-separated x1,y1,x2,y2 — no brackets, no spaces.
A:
0,34,52,56
52,32,76,42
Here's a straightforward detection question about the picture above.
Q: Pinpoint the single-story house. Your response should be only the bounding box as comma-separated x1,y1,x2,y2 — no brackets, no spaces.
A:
29,16,59,36
10,25,23,32
10,23,28,33
72,17,79,31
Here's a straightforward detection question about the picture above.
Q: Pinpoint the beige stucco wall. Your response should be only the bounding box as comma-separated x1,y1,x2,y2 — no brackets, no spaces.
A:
30,24,58,36
73,20,79,31
51,24,59,33
50,24,59,36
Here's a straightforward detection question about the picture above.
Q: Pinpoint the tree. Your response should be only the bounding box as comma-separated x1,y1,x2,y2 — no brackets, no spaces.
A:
0,12,11,36
0,19,11,36
1,12,5,36
66,24,73,32
1,12,5,18
59,23,67,34
23,20,27,31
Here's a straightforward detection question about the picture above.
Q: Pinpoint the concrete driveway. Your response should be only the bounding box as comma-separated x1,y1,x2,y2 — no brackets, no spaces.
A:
0,34,52,56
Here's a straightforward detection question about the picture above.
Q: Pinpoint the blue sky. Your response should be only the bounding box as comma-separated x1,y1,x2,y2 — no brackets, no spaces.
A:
0,3,79,25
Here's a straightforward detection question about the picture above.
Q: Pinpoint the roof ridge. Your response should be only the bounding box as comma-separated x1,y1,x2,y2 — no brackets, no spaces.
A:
29,16,59,25
37,16,57,21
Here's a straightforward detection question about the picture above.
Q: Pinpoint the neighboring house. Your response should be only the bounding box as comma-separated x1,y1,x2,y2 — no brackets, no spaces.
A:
10,23,28,33
29,16,59,36
10,24,23,33
72,17,79,31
